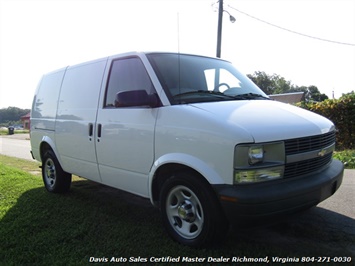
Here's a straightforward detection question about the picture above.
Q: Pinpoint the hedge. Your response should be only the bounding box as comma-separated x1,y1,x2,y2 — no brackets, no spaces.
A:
297,92,355,150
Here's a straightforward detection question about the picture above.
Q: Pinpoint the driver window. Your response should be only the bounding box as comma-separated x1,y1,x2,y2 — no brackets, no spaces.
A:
105,57,154,107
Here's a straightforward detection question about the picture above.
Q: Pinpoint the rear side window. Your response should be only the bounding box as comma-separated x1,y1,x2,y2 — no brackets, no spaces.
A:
104,57,155,107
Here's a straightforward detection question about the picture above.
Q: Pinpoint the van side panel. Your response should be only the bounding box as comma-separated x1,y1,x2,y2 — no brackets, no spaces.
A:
30,68,67,161
55,58,108,182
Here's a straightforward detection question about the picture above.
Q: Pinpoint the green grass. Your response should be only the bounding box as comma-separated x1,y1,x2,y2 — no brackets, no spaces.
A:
0,155,354,265
0,129,30,135
0,129,8,135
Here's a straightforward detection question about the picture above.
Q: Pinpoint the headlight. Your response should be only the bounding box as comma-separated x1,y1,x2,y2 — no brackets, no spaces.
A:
248,146,264,165
234,166,284,184
234,142,285,184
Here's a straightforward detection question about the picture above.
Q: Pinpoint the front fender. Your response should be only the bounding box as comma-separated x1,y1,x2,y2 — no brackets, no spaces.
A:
148,153,225,202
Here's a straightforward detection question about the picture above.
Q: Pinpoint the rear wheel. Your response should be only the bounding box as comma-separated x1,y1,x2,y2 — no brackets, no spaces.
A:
42,150,71,193
159,171,228,247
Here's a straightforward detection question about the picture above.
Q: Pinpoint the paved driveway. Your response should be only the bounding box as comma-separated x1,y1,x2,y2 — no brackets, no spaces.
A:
0,134,34,161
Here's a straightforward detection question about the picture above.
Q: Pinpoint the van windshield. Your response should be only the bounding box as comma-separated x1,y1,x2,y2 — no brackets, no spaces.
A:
146,53,269,104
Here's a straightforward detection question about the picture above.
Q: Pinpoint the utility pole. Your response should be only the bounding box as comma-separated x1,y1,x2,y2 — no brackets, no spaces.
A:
216,0,223,58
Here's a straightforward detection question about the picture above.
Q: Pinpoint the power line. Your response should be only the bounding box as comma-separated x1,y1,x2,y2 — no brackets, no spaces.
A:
227,4,355,47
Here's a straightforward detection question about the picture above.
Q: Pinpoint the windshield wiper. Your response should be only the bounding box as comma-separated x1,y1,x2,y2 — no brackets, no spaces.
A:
233,93,270,100
174,90,235,99
173,91,270,103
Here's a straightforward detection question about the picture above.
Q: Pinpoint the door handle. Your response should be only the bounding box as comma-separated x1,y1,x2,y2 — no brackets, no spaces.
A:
88,123,93,141
88,123,93,137
97,124,102,138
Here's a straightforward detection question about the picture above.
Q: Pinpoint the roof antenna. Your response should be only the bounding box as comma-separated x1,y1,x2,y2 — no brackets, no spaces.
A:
177,12,181,103
177,12,180,54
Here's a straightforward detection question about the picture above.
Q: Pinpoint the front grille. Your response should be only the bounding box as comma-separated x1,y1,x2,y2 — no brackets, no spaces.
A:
284,153,332,179
283,131,335,179
285,131,335,155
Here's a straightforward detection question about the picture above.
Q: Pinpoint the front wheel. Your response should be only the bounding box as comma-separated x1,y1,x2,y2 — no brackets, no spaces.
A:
159,172,228,247
42,150,72,193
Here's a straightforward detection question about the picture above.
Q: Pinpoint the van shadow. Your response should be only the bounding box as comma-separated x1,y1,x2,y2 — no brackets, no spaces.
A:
229,205,355,256
1,179,354,261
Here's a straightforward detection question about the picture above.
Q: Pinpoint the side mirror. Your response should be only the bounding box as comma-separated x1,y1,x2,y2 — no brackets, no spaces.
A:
114,90,159,108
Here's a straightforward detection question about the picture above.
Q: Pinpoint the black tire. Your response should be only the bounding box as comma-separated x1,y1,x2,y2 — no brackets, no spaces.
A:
42,150,72,193
159,171,228,247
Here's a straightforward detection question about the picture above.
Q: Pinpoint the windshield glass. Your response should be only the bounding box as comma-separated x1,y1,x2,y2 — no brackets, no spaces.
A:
146,53,269,104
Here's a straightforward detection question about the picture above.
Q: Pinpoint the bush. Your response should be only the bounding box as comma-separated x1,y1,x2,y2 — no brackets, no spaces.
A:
297,92,355,150
333,150,355,169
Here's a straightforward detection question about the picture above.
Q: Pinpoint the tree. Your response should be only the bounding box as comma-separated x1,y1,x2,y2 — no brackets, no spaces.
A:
0,107,30,126
307,85,328,102
247,71,275,95
247,71,292,95
247,71,328,102
273,75,292,94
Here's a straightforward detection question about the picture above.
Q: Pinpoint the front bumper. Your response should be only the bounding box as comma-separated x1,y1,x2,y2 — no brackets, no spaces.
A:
213,159,344,226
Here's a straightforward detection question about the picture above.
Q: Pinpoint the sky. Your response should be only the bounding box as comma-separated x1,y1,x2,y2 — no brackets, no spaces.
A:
0,0,354,109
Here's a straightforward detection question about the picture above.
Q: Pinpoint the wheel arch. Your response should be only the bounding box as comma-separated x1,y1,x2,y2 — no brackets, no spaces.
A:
39,137,59,162
149,153,225,206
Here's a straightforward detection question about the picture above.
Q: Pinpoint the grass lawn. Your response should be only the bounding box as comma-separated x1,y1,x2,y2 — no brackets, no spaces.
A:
0,129,30,135
0,155,354,265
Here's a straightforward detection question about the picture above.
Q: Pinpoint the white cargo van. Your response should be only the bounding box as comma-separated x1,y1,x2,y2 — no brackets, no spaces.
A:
30,52,344,247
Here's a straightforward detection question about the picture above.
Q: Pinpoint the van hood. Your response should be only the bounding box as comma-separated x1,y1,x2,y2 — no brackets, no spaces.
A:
191,100,335,143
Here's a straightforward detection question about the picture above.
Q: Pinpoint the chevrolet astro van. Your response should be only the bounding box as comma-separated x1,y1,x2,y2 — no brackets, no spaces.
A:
30,52,344,247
